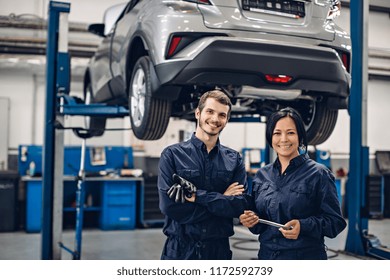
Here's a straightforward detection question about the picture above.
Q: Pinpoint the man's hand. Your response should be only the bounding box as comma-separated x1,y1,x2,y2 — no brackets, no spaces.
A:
224,182,244,196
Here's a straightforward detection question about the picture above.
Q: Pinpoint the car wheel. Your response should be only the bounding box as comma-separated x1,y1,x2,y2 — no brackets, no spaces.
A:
294,100,338,146
129,56,171,140
73,81,106,139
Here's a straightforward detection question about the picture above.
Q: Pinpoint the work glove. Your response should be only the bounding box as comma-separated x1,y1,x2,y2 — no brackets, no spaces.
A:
173,174,197,194
167,183,185,203
167,174,197,203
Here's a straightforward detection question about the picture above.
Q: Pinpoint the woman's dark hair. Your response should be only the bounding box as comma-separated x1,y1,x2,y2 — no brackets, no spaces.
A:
265,107,308,152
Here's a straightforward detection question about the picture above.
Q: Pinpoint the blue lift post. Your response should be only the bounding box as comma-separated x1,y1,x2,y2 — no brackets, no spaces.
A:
345,0,390,259
42,1,70,260
42,1,131,260
344,0,369,256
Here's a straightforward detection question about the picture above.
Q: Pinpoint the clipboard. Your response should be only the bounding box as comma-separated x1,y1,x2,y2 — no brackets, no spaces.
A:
258,218,293,230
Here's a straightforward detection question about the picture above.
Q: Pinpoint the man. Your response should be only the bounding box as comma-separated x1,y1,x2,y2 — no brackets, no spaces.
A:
158,89,249,260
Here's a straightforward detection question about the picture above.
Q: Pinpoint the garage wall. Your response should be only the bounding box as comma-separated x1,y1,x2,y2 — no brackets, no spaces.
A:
0,0,125,23
0,0,134,155
0,2,389,163
0,97,9,169
334,8,390,49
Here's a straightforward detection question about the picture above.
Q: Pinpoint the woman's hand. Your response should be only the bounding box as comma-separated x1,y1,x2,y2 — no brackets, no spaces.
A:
224,182,245,196
279,219,300,239
239,210,259,228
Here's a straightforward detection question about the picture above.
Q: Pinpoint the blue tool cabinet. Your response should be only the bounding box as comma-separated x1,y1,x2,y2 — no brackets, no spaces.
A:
25,180,43,233
23,177,142,233
19,145,143,233
100,181,136,230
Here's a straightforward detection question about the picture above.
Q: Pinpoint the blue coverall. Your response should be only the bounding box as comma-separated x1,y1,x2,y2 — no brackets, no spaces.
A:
249,153,347,260
158,134,249,259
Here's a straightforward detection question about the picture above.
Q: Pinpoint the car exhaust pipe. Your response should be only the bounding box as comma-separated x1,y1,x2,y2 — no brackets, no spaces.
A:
238,86,302,100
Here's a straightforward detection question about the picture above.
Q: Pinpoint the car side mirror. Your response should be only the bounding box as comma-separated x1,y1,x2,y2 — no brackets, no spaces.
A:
88,23,105,37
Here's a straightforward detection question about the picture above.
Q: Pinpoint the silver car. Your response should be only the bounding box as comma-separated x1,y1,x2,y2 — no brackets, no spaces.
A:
83,0,350,145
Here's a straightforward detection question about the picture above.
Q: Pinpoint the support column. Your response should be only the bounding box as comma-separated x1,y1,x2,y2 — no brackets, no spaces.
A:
42,1,70,260
345,0,369,256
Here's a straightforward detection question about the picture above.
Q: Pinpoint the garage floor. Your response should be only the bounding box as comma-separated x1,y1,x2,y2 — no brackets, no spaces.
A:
0,219,389,260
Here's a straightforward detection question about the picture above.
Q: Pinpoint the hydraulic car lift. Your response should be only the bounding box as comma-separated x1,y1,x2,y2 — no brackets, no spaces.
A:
345,0,390,259
41,1,129,260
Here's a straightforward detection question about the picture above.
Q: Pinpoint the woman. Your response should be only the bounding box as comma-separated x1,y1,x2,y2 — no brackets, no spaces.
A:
240,107,346,260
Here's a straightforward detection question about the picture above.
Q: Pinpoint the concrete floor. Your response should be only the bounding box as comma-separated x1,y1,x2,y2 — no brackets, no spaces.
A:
0,219,389,260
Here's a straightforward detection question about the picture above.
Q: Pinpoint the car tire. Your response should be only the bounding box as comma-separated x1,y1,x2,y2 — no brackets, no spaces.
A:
294,100,338,146
73,81,106,139
129,56,171,140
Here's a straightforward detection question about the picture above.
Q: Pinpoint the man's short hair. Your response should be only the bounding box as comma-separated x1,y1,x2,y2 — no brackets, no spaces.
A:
197,90,232,118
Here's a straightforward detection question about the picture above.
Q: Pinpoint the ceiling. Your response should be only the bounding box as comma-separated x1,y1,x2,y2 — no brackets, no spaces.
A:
0,13,100,78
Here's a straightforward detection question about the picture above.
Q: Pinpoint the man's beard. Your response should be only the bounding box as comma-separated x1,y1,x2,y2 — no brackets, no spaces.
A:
198,118,224,136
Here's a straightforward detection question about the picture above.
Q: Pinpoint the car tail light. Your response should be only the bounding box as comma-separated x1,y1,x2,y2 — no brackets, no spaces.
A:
341,52,350,73
265,74,293,84
183,0,212,5
197,0,212,4
167,36,182,58
334,49,350,73
166,32,227,59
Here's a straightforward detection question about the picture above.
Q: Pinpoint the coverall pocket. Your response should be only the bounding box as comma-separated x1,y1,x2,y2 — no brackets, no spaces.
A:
254,182,276,213
216,170,233,183
214,170,233,192
290,183,314,217
177,169,201,187
254,182,275,195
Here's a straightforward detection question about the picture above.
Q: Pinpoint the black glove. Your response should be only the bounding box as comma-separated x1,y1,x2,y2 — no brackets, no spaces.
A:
167,174,197,203
167,183,185,203
172,174,197,196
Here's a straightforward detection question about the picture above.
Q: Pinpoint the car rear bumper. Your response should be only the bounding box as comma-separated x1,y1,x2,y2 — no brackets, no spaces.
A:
155,38,350,98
